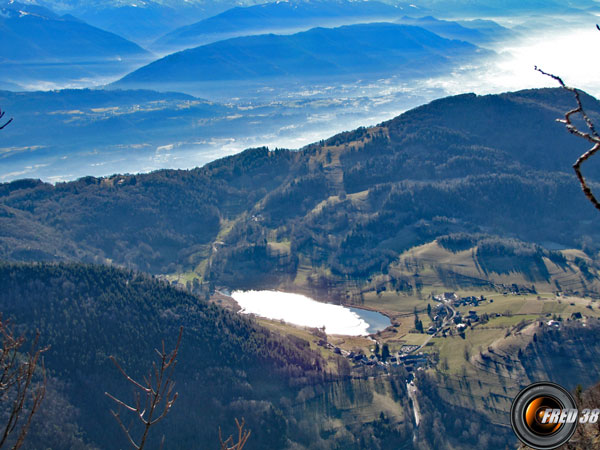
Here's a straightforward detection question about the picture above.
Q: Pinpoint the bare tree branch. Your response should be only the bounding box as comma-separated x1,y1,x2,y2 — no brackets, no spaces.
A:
0,316,48,449
535,65,600,211
110,409,140,450
0,109,12,131
219,417,251,450
105,326,183,450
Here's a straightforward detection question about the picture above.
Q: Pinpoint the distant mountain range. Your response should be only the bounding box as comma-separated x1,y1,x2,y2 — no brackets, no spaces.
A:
0,1,153,89
115,23,487,90
6,0,594,48
64,1,215,45
153,0,419,51
17,0,263,44
409,0,596,15
395,15,514,44
0,1,148,61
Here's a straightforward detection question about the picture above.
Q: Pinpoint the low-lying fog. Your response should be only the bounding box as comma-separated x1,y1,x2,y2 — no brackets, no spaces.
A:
2,14,599,183
425,16,600,98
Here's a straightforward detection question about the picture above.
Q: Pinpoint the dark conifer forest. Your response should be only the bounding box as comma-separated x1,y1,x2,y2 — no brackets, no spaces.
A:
3,88,600,449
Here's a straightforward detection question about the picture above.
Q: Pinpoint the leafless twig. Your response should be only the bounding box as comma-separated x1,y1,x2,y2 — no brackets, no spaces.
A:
0,109,12,130
219,417,251,450
105,327,183,450
0,316,48,449
535,65,600,211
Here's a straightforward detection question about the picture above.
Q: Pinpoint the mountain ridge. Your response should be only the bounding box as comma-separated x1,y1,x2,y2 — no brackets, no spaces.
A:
114,22,485,88
1,88,599,281
3,87,600,450
0,1,148,61
153,0,410,51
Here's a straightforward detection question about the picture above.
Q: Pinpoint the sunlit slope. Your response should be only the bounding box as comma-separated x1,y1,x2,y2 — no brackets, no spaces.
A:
2,88,600,290
206,88,600,288
390,240,600,296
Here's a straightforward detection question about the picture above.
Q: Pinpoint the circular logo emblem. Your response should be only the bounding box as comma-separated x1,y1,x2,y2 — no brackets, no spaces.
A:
510,382,578,449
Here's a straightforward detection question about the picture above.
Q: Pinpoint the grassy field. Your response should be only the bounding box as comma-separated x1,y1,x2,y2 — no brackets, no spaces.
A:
391,241,600,297
254,320,409,427
397,332,431,346
362,290,434,314
209,267,600,381
196,239,600,433
255,317,341,371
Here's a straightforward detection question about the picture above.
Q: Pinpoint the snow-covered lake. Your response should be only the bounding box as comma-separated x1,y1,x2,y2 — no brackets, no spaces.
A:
231,290,390,336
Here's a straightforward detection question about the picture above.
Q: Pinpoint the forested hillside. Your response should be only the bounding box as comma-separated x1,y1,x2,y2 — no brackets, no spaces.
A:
0,262,329,448
1,262,522,449
1,88,599,286
563,381,600,449
4,88,600,449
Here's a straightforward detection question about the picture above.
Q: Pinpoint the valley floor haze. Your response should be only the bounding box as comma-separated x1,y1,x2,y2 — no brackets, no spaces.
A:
2,4,600,182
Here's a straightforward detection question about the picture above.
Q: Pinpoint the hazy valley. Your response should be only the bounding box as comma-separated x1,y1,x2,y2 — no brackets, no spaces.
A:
2,1,600,449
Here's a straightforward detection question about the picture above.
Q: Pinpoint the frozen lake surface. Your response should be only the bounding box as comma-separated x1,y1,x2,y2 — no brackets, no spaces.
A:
231,290,390,336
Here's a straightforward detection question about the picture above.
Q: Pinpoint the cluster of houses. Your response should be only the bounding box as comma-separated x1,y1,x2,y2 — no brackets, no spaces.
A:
346,351,385,367
546,320,561,328
463,309,481,323
442,310,482,335
431,292,491,332
433,292,488,308
499,283,537,295
396,353,429,372
317,340,431,370
545,312,584,329
431,303,449,321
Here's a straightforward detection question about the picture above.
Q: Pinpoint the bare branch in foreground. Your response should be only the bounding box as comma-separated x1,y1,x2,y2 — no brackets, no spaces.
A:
0,316,48,449
219,417,251,450
0,109,12,130
535,65,600,211
105,326,183,450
